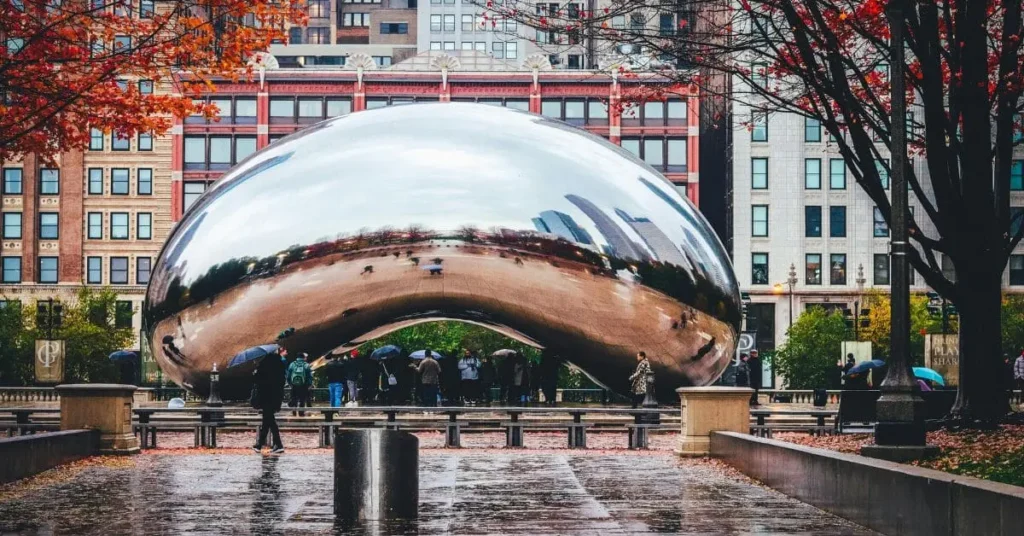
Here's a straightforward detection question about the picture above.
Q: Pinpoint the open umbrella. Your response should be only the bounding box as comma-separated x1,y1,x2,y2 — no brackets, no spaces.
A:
108,350,137,362
370,345,403,361
844,359,886,376
913,367,946,386
421,264,444,275
409,349,445,360
491,349,517,358
228,344,279,368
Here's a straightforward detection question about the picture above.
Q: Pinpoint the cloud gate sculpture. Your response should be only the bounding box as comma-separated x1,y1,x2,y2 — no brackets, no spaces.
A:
143,102,740,402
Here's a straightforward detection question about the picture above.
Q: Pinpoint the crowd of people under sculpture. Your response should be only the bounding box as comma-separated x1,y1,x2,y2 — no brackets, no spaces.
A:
249,335,656,453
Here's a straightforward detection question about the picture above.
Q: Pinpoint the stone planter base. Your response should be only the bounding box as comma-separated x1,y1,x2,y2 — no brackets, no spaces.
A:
676,387,753,456
56,384,140,455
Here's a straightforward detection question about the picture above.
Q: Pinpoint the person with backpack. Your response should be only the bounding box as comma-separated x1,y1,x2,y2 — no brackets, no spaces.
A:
287,352,313,416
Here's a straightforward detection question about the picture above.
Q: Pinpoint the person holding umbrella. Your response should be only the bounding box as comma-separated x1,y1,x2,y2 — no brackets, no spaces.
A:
411,349,441,406
252,346,287,454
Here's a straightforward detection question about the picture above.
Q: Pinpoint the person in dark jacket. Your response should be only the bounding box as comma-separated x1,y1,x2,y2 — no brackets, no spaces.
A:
360,352,379,404
343,351,361,404
538,351,560,406
324,353,346,407
440,353,461,405
478,356,496,405
412,350,442,406
252,347,287,453
735,354,750,387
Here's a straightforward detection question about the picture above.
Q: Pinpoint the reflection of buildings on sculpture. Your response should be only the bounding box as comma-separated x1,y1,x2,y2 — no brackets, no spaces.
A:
614,208,693,271
532,211,593,245
564,194,648,261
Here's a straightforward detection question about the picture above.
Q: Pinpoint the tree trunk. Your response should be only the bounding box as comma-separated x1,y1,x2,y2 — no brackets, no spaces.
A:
950,263,1009,425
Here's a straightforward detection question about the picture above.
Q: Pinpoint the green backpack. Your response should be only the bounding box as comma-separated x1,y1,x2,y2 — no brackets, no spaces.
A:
289,361,309,386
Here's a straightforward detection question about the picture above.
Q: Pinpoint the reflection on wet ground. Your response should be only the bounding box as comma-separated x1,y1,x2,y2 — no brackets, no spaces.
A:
0,453,874,535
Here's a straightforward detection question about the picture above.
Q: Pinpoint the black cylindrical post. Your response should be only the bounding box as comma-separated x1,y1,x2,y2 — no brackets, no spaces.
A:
334,429,419,521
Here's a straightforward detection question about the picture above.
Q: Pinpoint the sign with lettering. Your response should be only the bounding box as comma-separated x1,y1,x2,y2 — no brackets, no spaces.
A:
924,334,959,386
35,340,65,384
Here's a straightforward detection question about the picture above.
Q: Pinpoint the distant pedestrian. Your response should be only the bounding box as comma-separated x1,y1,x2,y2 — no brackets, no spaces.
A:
344,351,361,405
458,349,481,405
539,351,560,406
478,356,496,405
1015,351,1024,393
287,352,313,416
510,354,530,405
734,353,750,387
412,350,441,406
441,354,461,405
629,351,653,408
325,353,346,407
748,350,762,406
252,347,287,454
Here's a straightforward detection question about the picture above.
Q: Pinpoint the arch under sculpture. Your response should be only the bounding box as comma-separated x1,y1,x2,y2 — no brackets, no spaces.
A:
143,103,741,402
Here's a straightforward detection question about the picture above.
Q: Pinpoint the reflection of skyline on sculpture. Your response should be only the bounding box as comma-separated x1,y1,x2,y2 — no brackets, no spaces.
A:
144,103,739,401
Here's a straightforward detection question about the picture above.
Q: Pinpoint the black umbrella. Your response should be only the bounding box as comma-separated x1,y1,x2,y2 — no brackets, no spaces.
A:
228,344,280,368
109,351,137,362
370,345,403,361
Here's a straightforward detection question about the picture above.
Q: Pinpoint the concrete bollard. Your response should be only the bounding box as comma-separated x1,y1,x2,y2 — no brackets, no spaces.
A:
334,429,418,521
55,384,140,455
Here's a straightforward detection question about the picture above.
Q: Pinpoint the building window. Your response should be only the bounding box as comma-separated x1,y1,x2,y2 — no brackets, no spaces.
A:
429,14,441,32
38,257,58,284
443,14,455,31
751,205,768,237
621,138,640,158
829,206,846,238
1012,207,1024,237
112,132,130,150
114,301,133,328
137,169,152,195
138,80,154,95
751,158,768,189
110,257,129,285
89,128,104,150
38,213,58,239
541,99,561,118
209,137,231,169
751,111,767,141
643,139,664,170
805,159,821,189
876,159,890,189
873,207,889,237
139,0,154,17
805,117,821,142
2,257,21,284
941,254,956,282
380,22,408,34
563,99,585,125
110,212,129,240
429,41,441,50
343,12,369,26
2,168,22,195
137,213,152,240
805,206,821,237
92,169,107,195
87,212,102,239
1011,255,1024,285
751,253,769,285
667,99,687,124
183,182,207,212
269,98,294,121
829,159,846,189
298,98,323,120
750,62,767,88
644,101,666,126
587,100,608,125
873,254,890,285
111,168,129,195
1012,160,1024,191
137,257,151,285
461,14,473,31
308,0,330,18
666,139,687,172
326,98,352,117
233,98,257,123
39,169,59,195
138,132,153,151
830,254,847,285
805,254,822,285
87,257,102,284
184,136,205,169
235,137,257,162
3,213,21,239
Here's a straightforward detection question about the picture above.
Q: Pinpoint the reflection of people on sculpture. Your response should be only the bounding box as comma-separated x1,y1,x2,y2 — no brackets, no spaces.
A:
160,335,187,366
252,346,287,454
629,351,653,408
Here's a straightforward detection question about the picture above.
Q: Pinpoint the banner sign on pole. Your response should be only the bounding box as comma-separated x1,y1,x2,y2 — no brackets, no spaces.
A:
35,340,65,384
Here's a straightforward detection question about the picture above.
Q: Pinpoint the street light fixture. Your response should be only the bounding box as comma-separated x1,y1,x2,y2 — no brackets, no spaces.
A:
787,263,798,330
862,0,937,462
854,264,866,340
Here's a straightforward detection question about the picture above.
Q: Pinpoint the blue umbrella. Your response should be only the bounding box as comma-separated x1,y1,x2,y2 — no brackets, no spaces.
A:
409,350,445,360
228,344,279,368
845,359,886,376
913,367,946,386
109,351,137,362
370,345,403,361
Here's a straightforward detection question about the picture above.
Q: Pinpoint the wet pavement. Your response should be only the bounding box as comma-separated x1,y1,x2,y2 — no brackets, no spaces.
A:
0,452,875,535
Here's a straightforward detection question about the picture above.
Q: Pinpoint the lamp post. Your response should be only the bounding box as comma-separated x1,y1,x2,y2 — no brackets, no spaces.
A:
862,0,936,461
787,263,798,330
855,264,866,340
205,363,223,407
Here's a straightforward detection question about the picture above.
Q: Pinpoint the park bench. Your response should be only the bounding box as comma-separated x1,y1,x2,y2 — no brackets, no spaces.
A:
0,408,60,437
834,390,881,433
749,408,838,438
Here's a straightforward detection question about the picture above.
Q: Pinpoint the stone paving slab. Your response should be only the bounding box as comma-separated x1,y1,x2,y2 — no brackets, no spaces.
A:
0,452,876,535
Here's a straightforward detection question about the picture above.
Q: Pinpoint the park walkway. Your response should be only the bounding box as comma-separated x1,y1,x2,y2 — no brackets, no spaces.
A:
0,451,874,535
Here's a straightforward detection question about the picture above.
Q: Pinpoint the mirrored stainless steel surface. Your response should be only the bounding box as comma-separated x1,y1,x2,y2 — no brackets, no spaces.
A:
143,103,740,401
334,429,419,521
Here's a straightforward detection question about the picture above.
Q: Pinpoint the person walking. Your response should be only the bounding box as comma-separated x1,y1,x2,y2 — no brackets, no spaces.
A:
1015,350,1024,394
344,351,361,405
629,351,652,408
478,356,496,405
412,350,441,407
748,350,762,406
325,353,346,407
252,347,287,454
458,349,481,406
286,352,313,416
734,353,750,388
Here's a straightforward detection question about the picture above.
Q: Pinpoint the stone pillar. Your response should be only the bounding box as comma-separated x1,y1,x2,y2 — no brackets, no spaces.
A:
676,387,752,456
56,384,139,455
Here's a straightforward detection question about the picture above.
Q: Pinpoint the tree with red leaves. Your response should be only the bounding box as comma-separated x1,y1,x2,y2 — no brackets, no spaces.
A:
0,0,304,162
495,0,1024,425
